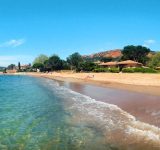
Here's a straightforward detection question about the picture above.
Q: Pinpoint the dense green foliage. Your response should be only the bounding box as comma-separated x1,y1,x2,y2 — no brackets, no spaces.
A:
93,67,120,73
3,68,7,73
0,67,6,72
67,52,83,70
93,67,157,73
134,67,157,73
33,54,49,65
32,55,70,71
100,57,113,62
32,63,44,70
61,60,70,70
148,52,160,68
7,64,16,70
18,62,21,70
94,68,109,72
4,44,158,73
30,46,159,73
122,67,157,73
121,68,134,73
122,45,150,64
45,55,63,71
108,67,120,73
79,62,96,72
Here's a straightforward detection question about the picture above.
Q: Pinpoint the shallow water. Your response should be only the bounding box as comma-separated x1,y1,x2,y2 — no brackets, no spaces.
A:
0,75,160,150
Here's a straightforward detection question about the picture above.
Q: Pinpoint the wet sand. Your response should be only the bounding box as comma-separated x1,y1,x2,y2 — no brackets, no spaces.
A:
57,80,160,128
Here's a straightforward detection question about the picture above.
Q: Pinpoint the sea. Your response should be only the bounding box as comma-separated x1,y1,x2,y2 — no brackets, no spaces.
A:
0,75,160,150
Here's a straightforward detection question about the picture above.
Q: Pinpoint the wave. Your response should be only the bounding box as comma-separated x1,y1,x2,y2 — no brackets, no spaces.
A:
43,79,160,150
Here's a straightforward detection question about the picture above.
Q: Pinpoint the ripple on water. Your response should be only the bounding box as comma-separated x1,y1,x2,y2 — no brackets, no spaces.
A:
0,75,160,150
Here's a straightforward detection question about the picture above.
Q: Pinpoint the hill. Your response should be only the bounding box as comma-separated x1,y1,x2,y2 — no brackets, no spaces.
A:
82,49,122,62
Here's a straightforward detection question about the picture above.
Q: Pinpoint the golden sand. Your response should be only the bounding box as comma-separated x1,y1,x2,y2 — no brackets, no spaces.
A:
26,72,160,96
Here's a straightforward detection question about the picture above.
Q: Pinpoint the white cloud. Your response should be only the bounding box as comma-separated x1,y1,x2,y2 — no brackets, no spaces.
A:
0,55,34,67
143,39,156,48
0,39,25,48
145,39,156,44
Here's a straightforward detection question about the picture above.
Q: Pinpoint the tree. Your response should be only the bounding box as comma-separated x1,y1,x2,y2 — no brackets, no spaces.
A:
18,62,21,70
33,54,48,65
47,55,63,71
67,52,83,70
32,63,44,70
79,61,96,72
62,60,70,70
100,57,113,62
3,68,7,73
148,52,160,68
7,64,16,70
43,60,51,71
122,45,150,64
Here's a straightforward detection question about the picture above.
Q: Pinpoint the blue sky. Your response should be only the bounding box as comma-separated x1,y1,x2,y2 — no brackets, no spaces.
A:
0,0,160,66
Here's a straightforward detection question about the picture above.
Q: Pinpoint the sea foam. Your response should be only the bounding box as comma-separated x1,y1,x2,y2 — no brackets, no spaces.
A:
43,78,160,149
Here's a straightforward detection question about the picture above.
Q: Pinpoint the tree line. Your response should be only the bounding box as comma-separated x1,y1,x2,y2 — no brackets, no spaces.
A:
32,52,85,72
5,45,160,73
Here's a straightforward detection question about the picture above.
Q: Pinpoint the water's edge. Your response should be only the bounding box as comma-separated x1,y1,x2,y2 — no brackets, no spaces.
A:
43,77,160,149
0,75,160,150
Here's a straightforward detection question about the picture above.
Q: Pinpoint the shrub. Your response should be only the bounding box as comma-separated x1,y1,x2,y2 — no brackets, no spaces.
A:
79,62,96,72
108,67,120,73
147,68,157,73
133,67,157,73
147,52,160,68
133,67,143,73
122,67,157,73
93,68,109,72
122,68,134,73
93,67,119,73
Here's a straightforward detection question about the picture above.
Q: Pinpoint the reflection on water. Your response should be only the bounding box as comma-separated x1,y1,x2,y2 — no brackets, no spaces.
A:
0,75,160,150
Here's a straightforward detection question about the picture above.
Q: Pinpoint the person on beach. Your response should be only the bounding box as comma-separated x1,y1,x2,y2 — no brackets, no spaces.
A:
85,74,94,79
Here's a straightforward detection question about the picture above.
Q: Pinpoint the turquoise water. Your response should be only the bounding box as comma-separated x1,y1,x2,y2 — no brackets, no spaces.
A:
0,75,110,150
0,75,160,150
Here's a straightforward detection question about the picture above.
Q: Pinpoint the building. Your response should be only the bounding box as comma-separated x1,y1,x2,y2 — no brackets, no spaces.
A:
20,64,31,70
99,62,118,68
117,60,143,68
99,60,143,69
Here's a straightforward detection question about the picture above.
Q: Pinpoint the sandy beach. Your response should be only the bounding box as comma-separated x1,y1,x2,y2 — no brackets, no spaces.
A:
26,72,160,96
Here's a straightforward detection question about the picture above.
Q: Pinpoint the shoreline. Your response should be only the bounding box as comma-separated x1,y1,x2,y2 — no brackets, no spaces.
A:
26,72,160,127
25,72,160,96
1,73,160,149
1,72,160,127
50,76,160,97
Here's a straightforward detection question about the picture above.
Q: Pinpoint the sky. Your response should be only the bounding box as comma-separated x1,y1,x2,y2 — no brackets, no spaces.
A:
0,0,160,66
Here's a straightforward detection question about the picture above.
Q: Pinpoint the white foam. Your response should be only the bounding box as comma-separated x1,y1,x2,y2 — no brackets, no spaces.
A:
126,125,160,141
152,111,160,117
43,78,160,148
